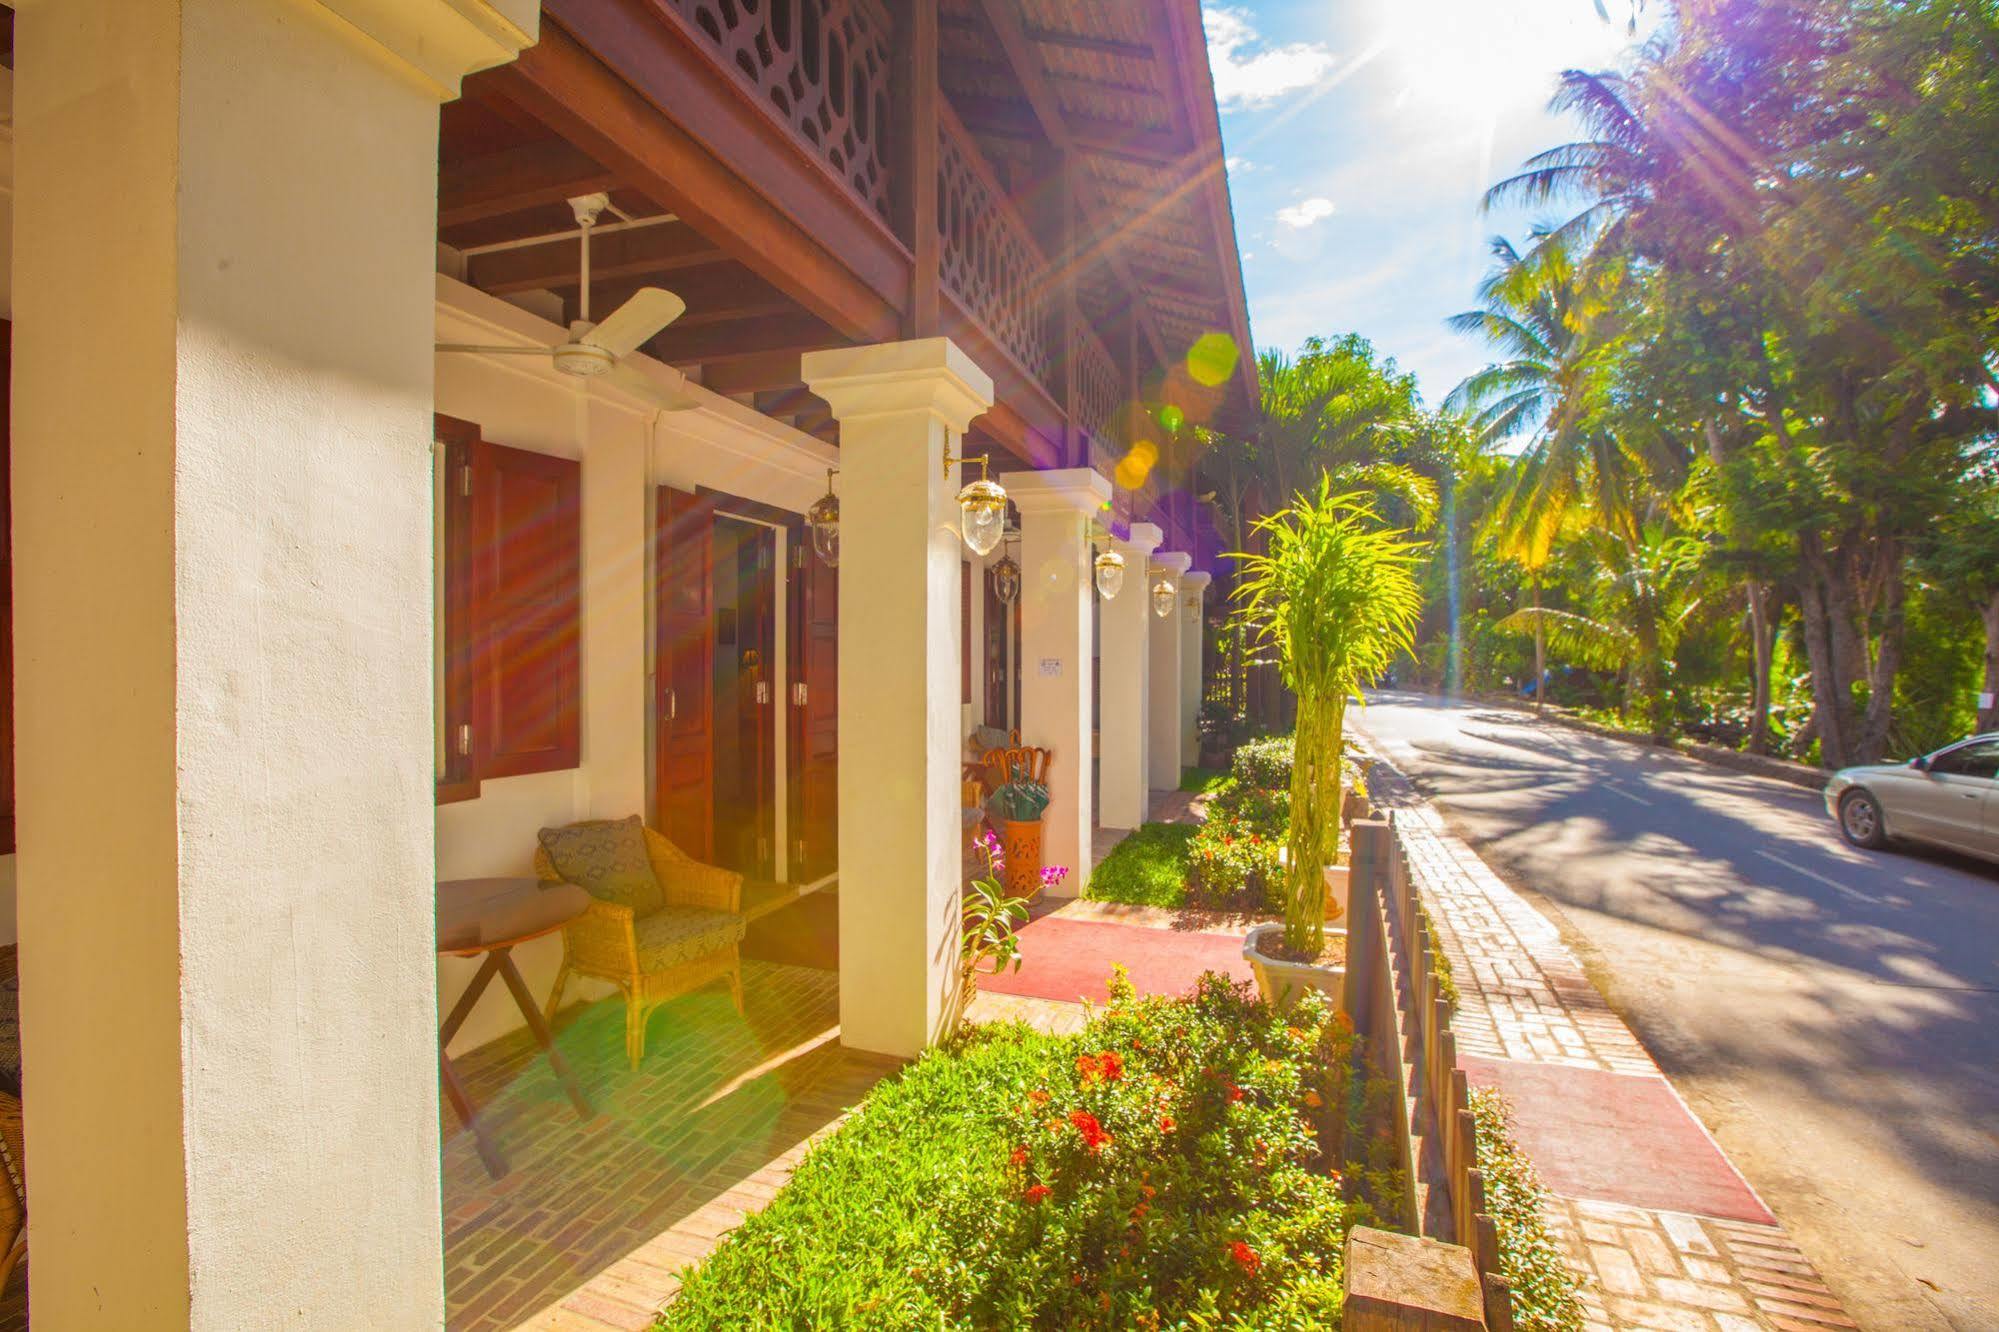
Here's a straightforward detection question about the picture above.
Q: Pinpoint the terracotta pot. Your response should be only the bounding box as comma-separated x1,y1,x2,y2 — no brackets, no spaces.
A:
1000,818,1044,898
1244,922,1349,1013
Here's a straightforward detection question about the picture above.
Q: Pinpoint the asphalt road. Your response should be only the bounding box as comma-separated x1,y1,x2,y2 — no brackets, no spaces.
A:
1352,693,1999,1332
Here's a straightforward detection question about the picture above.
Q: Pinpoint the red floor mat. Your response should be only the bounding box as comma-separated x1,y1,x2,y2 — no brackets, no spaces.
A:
1461,1054,1774,1224
977,914,1254,1005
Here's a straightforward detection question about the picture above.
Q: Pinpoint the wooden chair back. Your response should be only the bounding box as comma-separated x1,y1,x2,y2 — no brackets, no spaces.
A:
981,744,1052,787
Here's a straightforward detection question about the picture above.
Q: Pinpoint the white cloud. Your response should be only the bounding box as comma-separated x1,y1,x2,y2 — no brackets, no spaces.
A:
1275,197,1336,229
1226,156,1252,174
1203,7,1336,108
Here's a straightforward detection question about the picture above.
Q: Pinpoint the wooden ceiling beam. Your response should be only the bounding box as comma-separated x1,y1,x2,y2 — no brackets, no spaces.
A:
561,266,791,326
439,138,620,228
486,10,904,345
695,352,804,396
646,311,843,367
940,12,1155,60
465,222,728,294
949,93,1188,163
969,0,1172,366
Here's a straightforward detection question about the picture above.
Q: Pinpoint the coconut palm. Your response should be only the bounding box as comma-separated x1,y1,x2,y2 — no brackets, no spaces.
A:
1231,481,1425,957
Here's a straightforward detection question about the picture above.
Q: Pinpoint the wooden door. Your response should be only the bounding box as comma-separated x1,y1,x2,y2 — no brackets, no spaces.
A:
788,531,838,880
656,487,716,859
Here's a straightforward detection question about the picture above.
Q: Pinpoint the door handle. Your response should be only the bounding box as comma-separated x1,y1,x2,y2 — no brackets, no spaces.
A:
666,687,677,722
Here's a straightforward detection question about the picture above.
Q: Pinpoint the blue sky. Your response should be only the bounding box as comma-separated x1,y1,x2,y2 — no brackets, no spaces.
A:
1206,0,1660,408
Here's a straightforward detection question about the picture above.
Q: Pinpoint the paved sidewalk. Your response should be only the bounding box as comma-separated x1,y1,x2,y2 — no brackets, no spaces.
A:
1368,762,1855,1332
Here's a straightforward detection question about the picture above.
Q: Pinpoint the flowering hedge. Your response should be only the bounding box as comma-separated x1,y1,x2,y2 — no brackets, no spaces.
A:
659,973,1373,1330
1186,813,1284,912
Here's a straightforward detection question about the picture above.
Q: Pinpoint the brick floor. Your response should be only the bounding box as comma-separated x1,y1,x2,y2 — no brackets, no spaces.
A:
444,960,895,1332
1365,759,1855,1332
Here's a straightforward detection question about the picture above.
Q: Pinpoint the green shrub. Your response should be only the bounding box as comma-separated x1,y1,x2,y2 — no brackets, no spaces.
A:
660,974,1369,1330
1208,777,1291,839
1469,1088,1586,1332
1187,813,1284,913
1087,823,1197,908
1232,735,1296,791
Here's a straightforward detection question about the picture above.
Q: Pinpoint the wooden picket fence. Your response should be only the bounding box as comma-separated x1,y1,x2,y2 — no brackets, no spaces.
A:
1342,815,1515,1332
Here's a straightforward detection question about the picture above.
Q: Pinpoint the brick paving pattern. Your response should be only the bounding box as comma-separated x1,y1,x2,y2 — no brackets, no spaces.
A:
1367,759,1856,1332
444,960,895,1331
1545,1199,1856,1332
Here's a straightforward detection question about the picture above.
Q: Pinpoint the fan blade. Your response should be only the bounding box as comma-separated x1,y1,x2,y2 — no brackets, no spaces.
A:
435,343,557,357
578,287,686,360
604,363,700,413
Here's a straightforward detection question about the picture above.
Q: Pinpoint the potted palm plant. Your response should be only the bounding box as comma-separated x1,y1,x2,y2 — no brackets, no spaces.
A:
1233,480,1424,1009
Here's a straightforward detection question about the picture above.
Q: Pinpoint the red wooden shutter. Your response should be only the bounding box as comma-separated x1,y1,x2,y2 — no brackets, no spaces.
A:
790,531,838,879
0,322,12,854
656,487,716,859
472,441,581,778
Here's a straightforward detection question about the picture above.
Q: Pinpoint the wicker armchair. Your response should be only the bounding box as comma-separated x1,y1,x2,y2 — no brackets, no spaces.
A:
538,822,747,1069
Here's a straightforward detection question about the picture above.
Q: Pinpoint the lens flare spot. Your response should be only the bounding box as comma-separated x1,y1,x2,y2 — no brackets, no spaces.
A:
1115,439,1159,490
1186,333,1239,388
1158,404,1186,433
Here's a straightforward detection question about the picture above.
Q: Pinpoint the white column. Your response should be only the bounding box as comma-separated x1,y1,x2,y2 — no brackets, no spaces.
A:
1182,571,1213,759
11,1,535,1325
802,339,993,1058
1098,523,1164,830
1148,552,1193,789
1004,469,1112,896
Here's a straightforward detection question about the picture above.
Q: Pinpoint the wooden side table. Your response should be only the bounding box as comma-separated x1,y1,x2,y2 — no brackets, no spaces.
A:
437,877,595,1179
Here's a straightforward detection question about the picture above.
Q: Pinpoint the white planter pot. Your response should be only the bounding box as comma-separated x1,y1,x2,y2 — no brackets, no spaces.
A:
1244,922,1348,1012
1322,864,1351,925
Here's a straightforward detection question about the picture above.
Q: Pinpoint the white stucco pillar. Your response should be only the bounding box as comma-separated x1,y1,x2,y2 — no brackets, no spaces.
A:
1004,469,1112,896
11,2,536,1326
802,339,993,1058
1147,552,1193,789
1182,571,1213,758
1098,523,1164,830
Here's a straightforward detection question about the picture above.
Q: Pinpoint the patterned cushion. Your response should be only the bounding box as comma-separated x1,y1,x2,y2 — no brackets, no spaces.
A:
634,906,746,971
538,817,665,918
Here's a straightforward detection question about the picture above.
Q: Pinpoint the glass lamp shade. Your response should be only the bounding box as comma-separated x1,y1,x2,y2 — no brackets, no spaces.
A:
1094,548,1126,600
1152,578,1176,618
991,554,1021,605
807,490,840,567
958,476,1008,557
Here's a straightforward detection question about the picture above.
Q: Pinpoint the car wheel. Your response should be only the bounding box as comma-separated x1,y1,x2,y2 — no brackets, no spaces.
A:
1838,789,1888,850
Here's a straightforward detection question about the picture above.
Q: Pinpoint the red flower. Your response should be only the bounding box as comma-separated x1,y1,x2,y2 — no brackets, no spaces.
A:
1029,1089,1051,1106
1024,1184,1051,1204
1228,1083,1245,1103
1229,1241,1261,1275
1069,1109,1111,1151
1303,1090,1324,1109
1158,1115,1175,1133
1097,1051,1125,1082
1010,1145,1029,1168
1076,1053,1101,1082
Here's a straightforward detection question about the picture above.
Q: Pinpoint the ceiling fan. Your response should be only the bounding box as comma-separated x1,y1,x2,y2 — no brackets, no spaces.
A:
438,192,698,412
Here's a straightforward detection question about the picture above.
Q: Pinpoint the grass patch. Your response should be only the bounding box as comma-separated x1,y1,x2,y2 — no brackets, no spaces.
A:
660,975,1370,1329
1470,1087,1587,1332
1086,822,1197,907
1178,767,1231,794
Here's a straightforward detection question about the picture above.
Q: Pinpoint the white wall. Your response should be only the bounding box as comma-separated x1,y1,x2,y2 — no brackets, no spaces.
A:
432,278,832,1054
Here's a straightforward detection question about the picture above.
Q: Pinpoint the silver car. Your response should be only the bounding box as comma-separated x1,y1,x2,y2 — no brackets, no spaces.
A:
1825,733,1999,863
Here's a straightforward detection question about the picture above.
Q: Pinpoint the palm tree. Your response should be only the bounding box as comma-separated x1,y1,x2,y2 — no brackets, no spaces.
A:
1445,235,1600,711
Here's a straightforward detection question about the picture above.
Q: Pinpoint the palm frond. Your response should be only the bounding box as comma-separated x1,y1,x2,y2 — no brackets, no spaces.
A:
1491,607,1638,671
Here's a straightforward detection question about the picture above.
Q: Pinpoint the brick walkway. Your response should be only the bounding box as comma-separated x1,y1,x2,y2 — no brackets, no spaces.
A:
1368,761,1855,1332
444,960,895,1331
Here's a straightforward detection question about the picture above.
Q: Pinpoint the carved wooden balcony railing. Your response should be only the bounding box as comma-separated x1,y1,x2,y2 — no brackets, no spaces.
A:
664,0,894,220
937,104,1055,389
1071,323,1120,448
